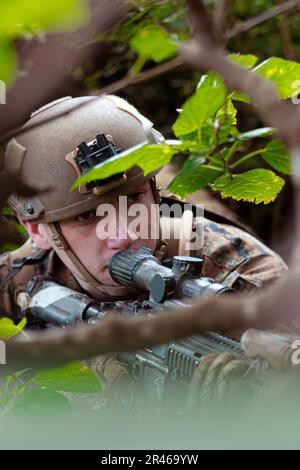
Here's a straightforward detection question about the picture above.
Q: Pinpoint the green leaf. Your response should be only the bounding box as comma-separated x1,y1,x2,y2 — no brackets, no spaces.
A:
173,85,226,141
0,317,27,340
209,58,257,104
262,140,291,175
16,223,29,239
217,98,237,126
72,144,175,189
0,38,17,84
167,155,224,198
0,0,88,87
13,389,71,416
1,242,20,253
230,91,250,103
228,53,258,68
237,127,275,141
1,205,14,216
130,26,178,63
199,99,237,151
33,361,101,393
0,0,87,37
197,71,224,90
211,169,285,204
254,57,300,99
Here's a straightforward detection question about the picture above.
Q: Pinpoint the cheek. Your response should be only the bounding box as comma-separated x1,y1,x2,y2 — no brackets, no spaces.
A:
60,222,103,256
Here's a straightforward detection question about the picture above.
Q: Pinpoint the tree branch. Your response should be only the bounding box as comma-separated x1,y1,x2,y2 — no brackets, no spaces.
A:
4,0,300,369
94,0,300,97
97,57,183,96
224,0,300,40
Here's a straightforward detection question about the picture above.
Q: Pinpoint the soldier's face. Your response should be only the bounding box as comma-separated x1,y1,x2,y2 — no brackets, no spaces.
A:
59,182,158,286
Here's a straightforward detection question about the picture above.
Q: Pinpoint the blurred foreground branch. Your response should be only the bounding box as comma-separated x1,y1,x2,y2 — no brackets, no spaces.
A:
5,0,300,368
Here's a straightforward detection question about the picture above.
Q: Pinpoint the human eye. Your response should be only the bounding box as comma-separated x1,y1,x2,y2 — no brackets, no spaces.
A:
128,192,145,203
76,209,97,223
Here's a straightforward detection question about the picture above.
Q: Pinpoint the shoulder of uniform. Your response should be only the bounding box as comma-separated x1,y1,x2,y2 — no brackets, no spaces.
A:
202,217,287,274
160,195,257,236
203,218,271,256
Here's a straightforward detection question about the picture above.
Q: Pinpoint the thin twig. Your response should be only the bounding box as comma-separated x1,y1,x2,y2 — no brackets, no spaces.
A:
93,0,300,97
275,0,295,60
96,57,183,96
224,0,300,40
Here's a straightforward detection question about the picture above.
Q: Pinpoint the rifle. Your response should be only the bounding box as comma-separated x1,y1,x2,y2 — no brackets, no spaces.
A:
17,246,283,411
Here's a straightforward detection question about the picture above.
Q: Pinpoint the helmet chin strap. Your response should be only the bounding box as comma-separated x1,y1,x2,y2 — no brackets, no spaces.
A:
39,181,168,300
40,222,137,300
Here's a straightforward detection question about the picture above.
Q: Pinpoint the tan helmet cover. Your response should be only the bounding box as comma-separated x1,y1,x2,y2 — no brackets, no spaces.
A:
5,94,164,223
5,95,168,299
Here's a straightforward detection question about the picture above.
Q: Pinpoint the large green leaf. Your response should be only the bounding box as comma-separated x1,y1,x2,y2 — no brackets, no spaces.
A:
0,0,87,86
0,317,27,340
254,57,300,99
173,85,226,140
223,55,257,103
262,140,291,175
72,144,175,189
0,0,87,36
13,389,71,416
197,70,224,90
167,155,224,198
130,26,178,63
0,38,17,84
228,53,258,68
33,360,101,393
230,91,250,103
211,169,285,204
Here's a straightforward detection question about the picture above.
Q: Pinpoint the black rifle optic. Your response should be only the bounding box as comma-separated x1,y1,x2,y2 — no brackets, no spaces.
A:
108,246,233,303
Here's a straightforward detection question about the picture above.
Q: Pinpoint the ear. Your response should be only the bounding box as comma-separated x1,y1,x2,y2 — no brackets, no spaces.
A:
19,220,51,250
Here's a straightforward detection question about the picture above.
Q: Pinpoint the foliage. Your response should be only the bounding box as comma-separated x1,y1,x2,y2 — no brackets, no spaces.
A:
210,169,285,205
0,317,27,339
0,323,101,417
0,0,88,83
130,25,179,65
74,53,294,204
1,0,297,206
254,57,300,99
0,358,102,418
33,361,101,393
1,0,300,418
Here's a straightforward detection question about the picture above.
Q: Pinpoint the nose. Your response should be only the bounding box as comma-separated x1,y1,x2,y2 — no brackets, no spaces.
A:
106,215,133,250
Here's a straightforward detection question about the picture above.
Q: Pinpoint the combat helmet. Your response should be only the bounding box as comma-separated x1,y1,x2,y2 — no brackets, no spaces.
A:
5,95,168,298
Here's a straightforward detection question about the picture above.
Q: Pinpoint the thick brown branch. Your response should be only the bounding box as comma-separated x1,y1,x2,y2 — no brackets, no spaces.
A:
6,269,300,369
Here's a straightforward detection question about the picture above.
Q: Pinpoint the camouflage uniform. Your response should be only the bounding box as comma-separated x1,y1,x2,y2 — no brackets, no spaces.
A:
0,207,288,411
0,210,287,319
0,95,288,406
